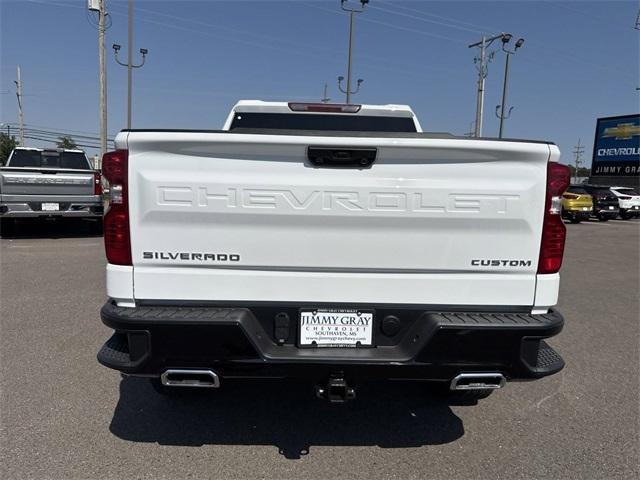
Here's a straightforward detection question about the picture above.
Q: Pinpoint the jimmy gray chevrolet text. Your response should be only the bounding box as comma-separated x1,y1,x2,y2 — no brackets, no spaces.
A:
97,100,569,403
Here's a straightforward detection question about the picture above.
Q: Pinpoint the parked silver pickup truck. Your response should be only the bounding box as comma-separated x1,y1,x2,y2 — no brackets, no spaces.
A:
0,147,103,233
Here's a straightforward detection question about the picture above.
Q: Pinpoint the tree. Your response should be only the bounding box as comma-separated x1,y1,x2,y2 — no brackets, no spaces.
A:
567,165,591,178
0,132,18,166
56,135,78,149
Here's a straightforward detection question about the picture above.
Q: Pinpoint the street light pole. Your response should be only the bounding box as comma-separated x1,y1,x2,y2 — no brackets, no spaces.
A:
127,0,133,129
98,0,107,156
338,0,368,104
346,9,354,103
113,0,148,129
496,36,524,138
497,51,511,139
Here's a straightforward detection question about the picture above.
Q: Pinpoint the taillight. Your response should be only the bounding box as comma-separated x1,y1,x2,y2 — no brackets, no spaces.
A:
288,102,361,113
538,162,571,274
94,172,102,196
102,150,131,266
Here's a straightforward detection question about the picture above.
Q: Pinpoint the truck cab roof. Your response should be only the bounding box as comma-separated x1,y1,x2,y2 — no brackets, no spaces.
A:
223,100,423,132
11,146,86,154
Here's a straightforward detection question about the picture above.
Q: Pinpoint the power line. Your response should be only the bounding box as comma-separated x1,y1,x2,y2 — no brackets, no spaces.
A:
369,3,485,34
305,3,466,43
108,2,457,82
3,123,115,144
378,0,496,33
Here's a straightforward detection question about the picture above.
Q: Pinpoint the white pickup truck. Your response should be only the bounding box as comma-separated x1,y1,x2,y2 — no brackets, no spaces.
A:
97,100,569,403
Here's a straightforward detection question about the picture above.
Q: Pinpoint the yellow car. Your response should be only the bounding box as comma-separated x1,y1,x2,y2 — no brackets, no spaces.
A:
561,185,593,223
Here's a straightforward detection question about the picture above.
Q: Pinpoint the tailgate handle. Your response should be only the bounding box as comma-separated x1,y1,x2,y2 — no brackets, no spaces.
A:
307,147,377,168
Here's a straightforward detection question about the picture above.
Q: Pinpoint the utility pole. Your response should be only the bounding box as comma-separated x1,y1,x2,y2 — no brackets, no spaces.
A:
473,37,486,138
495,35,524,138
338,0,368,104
321,83,331,103
98,0,108,156
113,0,148,129
14,66,24,146
573,139,585,184
469,33,506,137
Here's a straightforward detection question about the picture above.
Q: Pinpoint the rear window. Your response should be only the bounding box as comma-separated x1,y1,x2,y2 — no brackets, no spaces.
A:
229,112,417,133
9,150,91,169
567,187,588,194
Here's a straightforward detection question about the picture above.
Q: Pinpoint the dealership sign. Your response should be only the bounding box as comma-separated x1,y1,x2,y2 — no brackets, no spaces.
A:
591,114,640,176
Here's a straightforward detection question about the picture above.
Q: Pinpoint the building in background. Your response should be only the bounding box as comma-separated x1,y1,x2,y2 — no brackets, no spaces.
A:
589,114,640,188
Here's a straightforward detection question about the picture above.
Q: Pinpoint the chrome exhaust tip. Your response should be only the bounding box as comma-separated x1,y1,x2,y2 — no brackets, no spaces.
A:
450,373,506,391
160,369,220,388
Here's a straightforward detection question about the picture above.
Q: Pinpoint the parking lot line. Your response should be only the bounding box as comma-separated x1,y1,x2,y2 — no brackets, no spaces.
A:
579,220,640,226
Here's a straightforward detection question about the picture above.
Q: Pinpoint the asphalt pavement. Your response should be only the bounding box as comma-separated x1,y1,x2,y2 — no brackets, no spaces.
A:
1,217,638,480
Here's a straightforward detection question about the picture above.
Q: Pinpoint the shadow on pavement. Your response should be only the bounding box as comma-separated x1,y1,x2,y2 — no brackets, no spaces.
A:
0,218,102,239
109,376,465,459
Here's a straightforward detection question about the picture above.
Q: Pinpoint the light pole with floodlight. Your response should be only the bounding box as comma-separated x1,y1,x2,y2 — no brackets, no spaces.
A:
338,0,368,104
495,35,524,138
112,0,148,129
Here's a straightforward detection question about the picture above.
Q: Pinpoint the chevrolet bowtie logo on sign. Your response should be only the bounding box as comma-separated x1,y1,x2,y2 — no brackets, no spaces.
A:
602,123,640,141
591,114,640,177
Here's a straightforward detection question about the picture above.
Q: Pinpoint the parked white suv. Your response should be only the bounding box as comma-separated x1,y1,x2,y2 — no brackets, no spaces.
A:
97,100,568,403
610,186,640,220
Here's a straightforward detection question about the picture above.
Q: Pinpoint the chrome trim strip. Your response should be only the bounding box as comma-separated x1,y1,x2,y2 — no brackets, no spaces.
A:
450,372,506,391
160,369,221,388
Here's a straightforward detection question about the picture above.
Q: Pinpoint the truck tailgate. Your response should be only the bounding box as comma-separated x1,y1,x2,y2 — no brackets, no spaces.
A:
0,168,95,196
124,131,554,306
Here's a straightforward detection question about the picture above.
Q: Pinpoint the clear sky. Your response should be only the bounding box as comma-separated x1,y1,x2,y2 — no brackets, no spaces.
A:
1,0,638,167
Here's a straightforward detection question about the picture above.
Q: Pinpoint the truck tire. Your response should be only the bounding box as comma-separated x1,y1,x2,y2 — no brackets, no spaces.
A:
570,217,581,224
620,211,633,220
597,215,609,222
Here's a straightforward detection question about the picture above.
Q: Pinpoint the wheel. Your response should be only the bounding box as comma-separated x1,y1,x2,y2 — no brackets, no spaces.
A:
598,215,609,222
620,211,633,220
570,217,581,224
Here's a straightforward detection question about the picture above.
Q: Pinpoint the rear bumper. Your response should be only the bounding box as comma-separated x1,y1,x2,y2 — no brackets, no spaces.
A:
620,206,640,216
593,205,619,217
562,208,591,220
0,199,103,218
98,301,565,383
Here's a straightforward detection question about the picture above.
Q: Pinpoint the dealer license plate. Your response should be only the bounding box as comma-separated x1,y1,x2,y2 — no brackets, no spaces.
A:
582,207,589,211
41,203,59,211
299,309,374,347
609,206,615,210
